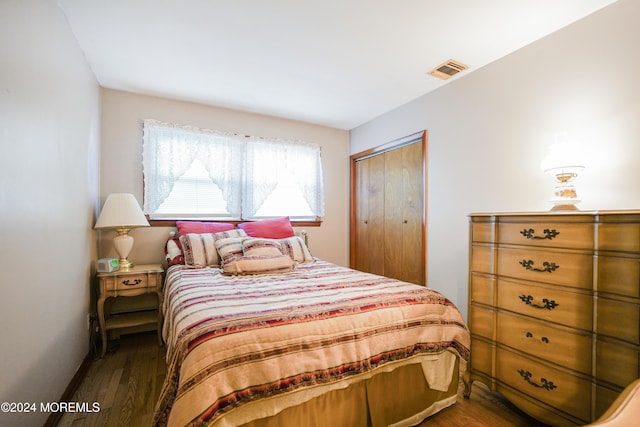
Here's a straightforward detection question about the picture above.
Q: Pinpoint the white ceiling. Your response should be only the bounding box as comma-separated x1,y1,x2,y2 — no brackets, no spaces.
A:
58,0,618,130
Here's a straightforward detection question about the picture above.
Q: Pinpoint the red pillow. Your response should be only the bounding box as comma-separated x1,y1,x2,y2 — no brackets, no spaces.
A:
238,217,295,239
176,221,235,236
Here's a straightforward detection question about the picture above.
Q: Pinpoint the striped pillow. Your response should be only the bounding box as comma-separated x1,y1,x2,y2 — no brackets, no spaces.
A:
222,254,294,275
180,229,248,267
243,238,284,257
215,237,246,264
179,233,219,267
279,236,314,263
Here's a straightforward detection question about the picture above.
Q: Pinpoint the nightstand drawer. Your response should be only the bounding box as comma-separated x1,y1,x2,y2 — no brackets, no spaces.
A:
102,273,155,293
496,348,591,422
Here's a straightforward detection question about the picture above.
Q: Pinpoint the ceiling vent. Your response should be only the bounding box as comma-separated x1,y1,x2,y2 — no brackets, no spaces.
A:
428,59,469,80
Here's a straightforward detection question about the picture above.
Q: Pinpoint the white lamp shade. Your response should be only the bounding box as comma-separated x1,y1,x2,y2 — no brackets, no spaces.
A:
540,139,585,174
95,193,149,229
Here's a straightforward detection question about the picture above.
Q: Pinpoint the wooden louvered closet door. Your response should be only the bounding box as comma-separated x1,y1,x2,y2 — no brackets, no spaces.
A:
351,131,426,285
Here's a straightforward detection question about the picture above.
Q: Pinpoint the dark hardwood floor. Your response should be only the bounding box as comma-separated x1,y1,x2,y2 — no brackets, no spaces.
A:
57,332,546,426
57,332,166,427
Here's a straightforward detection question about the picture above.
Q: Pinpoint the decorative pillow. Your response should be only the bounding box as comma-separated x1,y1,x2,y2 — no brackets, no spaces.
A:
179,233,219,267
212,229,248,240
176,221,235,236
165,232,185,266
279,236,314,263
238,217,295,239
222,254,294,275
243,238,284,257
180,229,248,267
215,237,247,264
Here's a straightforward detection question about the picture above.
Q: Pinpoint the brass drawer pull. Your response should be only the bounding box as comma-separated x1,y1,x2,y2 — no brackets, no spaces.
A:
519,259,559,273
518,369,557,391
525,332,550,343
122,279,142,286
520,228,560,240
519,294,559,310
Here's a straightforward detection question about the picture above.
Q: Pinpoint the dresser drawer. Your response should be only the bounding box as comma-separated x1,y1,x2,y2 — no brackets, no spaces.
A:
496,348,591,422
497,247,593,290
469,305,495,340
596,338,640,388
598,256,640,298
471,221,495,243
469,273,495,306
498,221,593,250
599,223,640,254
596,385,621,421
597,297,640,344
470,244,494,274
497,312,592,374
497,279,593,330
470,337,494,378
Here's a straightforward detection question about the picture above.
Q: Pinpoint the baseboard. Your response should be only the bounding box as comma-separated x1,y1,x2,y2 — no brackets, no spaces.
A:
43,351,93,427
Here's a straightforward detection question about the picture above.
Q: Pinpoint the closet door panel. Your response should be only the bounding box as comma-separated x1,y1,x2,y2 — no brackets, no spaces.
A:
354,159,370,273
402,142,424,285
384,147,404,281
355,154,385,276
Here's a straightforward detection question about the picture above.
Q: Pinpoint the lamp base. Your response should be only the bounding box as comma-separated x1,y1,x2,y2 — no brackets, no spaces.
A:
118,258,134,271
549,182,581,211
550,204,580,211
113,229,135,271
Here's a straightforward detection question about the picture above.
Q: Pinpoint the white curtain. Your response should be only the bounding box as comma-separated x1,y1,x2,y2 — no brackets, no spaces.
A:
142,120,243,217
143,119,324,219
244,138,325,218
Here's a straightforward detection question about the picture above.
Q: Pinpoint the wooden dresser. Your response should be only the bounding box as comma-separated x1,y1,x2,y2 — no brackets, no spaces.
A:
467,211,640,426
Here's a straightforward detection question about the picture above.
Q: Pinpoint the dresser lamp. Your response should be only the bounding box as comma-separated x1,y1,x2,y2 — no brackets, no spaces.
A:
540,140,585,211
94,193,149,271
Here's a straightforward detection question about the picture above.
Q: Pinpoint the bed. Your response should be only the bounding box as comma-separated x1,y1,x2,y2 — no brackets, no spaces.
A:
152,220,470,427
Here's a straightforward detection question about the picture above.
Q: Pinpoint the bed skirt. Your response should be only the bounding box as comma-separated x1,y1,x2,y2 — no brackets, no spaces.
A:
239,357,460,427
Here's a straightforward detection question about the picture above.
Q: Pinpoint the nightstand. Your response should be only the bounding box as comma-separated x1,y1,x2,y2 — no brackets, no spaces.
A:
96,264,164,357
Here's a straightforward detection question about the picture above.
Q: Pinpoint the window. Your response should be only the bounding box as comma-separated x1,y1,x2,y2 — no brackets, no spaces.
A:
142,120,324,220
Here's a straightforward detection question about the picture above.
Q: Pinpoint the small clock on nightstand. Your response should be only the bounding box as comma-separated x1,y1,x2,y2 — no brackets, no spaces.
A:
96,264,164,357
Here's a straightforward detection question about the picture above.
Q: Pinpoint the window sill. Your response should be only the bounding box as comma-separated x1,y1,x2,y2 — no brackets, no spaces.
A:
147,218,322,227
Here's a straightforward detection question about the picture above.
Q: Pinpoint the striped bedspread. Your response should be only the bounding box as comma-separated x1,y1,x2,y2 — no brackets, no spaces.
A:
153,260,470,427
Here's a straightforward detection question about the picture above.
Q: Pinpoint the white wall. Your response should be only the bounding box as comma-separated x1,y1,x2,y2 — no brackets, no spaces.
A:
0,1,100,425
350,0,640,319
99,89,350,267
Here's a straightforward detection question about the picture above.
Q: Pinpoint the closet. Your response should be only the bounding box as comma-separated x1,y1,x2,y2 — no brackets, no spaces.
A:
350,131,427,285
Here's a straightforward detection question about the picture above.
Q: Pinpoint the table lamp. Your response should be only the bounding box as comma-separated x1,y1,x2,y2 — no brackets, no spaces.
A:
94,193,150,271
540,138,585,211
